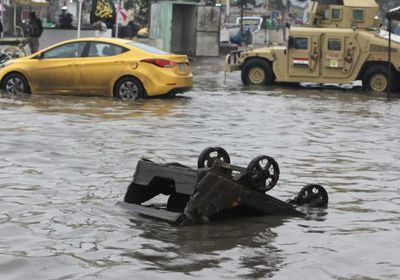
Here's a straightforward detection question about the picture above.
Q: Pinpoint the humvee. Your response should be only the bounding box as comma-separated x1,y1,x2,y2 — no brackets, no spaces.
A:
225,0,400,93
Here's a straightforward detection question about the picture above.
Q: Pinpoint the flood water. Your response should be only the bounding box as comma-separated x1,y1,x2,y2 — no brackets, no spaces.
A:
1,59,399,279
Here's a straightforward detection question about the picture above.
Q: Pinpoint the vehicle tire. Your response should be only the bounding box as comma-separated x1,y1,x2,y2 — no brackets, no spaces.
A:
241,58,275,86
362,64,396,93
114,76,144,101
1,73,30,95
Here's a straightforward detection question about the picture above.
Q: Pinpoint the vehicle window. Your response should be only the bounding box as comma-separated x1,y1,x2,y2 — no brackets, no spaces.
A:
323,10,330,19
87,42,127,57
322,0,343,4
294,38,308,50
353,10,364,21
127,42,169,54
328,39,341,51
43,42,86,59
331,9,341,20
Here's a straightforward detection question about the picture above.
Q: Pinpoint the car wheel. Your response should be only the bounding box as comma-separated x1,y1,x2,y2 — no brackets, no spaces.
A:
114,77,144,101
241,58,275,86
2,73,30,95
362,65,396,93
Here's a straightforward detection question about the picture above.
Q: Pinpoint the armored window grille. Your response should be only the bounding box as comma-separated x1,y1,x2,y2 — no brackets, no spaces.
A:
331,9,341,20
294,38,308,50
353,10,364,21
328,39,341,51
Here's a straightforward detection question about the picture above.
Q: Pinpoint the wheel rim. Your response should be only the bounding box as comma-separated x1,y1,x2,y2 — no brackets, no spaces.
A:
118,81,139,100
370,73,387,92
5,77,25,94
248,66,266,85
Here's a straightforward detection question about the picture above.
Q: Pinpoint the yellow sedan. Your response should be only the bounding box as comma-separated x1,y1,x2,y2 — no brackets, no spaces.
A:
0,37,193,100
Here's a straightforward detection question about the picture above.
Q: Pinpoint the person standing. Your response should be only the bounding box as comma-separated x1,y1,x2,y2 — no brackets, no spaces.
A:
27,12,43,54
58,6,73,29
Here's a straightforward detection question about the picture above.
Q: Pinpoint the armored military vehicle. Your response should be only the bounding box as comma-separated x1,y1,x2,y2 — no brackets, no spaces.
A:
225,0,399,93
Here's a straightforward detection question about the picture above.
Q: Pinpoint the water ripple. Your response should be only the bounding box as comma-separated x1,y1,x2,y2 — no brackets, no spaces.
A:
0,59,399,279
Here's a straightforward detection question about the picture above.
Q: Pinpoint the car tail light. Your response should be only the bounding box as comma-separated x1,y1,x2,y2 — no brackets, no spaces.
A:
141,59,176,68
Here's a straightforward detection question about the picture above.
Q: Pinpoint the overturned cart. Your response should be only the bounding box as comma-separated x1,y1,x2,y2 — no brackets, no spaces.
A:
118,147,328,225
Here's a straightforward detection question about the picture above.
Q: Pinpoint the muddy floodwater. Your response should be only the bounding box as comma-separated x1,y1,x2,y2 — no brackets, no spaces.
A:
1,59,399,279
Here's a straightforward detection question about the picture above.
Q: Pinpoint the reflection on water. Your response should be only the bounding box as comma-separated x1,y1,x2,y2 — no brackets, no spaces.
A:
0,61,399,279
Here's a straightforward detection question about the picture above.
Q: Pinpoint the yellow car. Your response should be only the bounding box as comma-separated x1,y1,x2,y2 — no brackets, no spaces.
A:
0,37,193,100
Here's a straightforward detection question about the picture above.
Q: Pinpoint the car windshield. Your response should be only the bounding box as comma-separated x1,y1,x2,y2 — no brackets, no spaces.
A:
127,42,169,55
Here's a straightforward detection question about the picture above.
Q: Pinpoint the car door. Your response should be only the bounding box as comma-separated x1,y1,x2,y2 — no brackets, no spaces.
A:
288,34,320,78
78,42,129,95
321,34,360,79
31,41,87,94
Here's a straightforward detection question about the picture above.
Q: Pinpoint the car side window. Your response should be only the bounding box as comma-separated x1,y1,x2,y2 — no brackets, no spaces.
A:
294,37,308,50
87,42,127,57
43,42,87,59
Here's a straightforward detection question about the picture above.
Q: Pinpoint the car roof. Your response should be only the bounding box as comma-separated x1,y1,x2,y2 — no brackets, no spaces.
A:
58,37,132,45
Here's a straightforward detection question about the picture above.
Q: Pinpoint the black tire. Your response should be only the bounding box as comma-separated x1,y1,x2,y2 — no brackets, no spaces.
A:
114,76,144,101
197,147,230,168
246,155,280,192
1,73,30,95
241,58,275,86
295,184,328,208
362,64,396,93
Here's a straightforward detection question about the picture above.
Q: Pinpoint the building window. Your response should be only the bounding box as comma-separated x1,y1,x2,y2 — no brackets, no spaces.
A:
353,10,364,21
294,38,308,50
328,39,341,51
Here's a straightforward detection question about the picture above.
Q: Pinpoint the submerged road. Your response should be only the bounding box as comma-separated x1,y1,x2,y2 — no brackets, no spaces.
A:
0,58,399,279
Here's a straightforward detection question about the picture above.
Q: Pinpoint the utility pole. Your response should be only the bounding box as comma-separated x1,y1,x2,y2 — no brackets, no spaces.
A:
240,0,244,45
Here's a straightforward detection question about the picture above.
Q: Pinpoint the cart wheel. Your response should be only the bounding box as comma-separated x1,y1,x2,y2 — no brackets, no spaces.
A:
296,184,328,207
246,155,279,192
197,147,230,168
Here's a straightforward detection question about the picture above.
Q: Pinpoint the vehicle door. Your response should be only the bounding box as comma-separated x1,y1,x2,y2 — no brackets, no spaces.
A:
321,34,360,79
31,41,87,94
79,42,129,95
288,34,320,78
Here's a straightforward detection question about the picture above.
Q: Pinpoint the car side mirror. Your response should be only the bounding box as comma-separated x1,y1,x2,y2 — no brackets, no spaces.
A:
35,53,44,59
